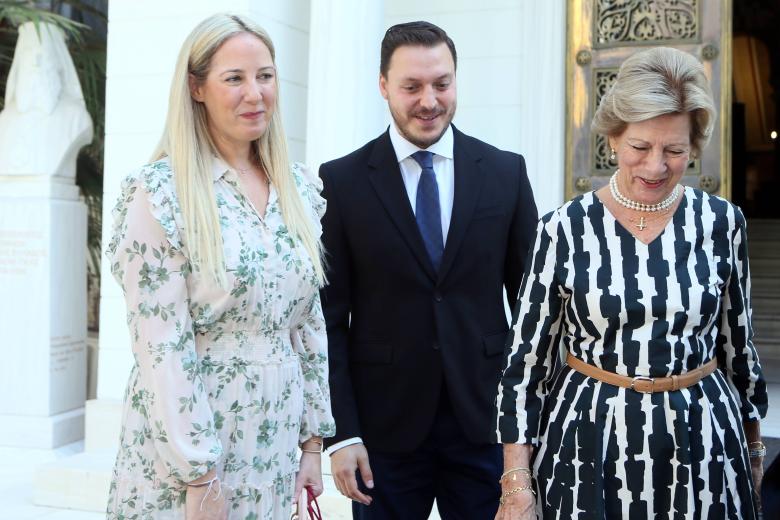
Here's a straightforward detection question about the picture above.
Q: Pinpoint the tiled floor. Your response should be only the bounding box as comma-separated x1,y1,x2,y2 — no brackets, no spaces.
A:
5,383,780,518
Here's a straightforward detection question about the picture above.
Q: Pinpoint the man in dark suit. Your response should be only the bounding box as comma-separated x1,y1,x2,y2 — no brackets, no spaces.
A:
320,21,538,519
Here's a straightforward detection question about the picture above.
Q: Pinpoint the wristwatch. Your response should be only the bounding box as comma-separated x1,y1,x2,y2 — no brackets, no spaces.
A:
748,441,767,459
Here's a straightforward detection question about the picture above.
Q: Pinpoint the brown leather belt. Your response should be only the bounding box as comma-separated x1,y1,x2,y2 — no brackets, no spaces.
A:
566,353,718,393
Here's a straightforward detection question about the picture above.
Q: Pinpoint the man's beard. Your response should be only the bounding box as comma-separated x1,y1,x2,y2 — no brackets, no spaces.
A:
390,104,455,149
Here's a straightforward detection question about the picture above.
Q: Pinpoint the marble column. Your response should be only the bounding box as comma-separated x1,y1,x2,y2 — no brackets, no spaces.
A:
305,0,387,170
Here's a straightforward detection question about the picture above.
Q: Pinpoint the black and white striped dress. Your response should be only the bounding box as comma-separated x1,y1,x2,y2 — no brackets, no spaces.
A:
495,187,768,519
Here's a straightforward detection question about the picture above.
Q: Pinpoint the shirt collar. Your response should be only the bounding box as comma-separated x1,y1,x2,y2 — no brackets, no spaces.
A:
388,122,454,163
211,155,231,181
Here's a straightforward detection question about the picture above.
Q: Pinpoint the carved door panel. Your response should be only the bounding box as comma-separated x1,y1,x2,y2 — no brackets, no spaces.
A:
565,0,732,200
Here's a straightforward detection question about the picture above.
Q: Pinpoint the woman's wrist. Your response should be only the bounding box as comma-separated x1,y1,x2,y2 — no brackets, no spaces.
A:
499,484,535,505
502,443,533,468
501,444,534,493
187,469,217,486
501,475,533,493
301,437,323,453
301,449,322,456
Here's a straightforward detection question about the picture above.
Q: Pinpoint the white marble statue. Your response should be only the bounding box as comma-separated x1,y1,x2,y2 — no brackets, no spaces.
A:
0,21,93,179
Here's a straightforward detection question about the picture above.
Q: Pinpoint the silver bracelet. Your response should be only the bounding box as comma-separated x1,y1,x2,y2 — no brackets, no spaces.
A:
748,441,767,459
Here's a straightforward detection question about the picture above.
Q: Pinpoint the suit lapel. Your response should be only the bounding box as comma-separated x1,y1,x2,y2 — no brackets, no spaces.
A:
438,128,485,283
367,131,438,281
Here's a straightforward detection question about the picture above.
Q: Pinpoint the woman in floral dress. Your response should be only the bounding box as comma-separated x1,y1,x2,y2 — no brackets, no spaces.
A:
106,13,334,519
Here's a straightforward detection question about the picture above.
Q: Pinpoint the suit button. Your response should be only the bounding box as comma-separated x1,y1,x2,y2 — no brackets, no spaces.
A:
432,342,440,350
434,292,443,302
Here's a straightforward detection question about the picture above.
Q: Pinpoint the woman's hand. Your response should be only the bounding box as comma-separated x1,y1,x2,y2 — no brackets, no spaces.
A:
743,421,764,512
496,443,537,519
185,471,228,520
751,457,764,512
294,439,324,507
495,487,536,520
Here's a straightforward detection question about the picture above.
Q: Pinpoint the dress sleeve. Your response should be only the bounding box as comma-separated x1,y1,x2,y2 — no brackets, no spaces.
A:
290,162,336,442
292,291,336,442
495,211,566,445
717,206,768,421
107,170,222,481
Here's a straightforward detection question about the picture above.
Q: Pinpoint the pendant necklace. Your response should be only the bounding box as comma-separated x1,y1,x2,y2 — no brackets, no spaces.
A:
609,170,680,231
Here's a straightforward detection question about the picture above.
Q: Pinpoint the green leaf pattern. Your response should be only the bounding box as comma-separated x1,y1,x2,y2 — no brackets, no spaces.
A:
105,158,334,519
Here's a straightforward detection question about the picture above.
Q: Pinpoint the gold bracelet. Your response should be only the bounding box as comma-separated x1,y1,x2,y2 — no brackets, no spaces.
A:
301,448,322,454
300,438,323,451
500,466,532,482
500,485,535,505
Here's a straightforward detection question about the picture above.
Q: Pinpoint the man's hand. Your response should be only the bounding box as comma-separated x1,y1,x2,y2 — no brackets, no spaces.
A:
330,443,374,505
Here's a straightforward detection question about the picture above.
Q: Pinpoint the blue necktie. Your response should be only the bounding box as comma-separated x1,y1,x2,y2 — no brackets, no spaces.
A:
411,151,443,271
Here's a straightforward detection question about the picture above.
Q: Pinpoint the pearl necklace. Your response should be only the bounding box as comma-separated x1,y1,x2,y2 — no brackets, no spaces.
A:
609,170,680,212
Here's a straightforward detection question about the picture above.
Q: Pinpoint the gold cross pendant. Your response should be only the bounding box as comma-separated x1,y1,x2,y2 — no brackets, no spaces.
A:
635,216,647,231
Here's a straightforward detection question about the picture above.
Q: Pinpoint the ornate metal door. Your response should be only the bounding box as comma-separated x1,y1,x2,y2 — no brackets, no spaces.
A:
565,0,732,200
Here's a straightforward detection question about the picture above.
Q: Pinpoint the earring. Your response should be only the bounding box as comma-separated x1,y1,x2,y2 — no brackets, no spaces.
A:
609,148,616,161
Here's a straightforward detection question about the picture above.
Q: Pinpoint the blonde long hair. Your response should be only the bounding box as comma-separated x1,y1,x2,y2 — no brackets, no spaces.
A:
152,13,324,287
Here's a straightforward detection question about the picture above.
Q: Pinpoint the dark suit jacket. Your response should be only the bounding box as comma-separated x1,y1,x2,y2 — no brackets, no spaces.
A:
320,126,538,452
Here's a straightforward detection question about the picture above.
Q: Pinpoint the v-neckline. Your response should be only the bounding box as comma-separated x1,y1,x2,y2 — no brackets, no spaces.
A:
229,173,276,223
592,187,687,248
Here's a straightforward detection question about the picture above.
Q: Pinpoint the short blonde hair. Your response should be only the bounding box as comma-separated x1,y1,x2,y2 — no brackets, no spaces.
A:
153,13,324,286
591,46,716,156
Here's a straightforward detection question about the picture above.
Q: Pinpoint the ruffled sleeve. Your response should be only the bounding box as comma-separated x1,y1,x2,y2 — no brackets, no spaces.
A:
289,162,336,442
106,160,222,481
292,162,326,237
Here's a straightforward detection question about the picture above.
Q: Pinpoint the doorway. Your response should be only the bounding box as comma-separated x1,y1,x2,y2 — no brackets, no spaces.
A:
732,1,780,217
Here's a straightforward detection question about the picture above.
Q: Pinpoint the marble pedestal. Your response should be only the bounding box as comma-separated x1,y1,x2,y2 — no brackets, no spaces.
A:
0,178,87,448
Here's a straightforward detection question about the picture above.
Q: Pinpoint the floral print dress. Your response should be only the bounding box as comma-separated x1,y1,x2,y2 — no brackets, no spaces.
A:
105,157,335,520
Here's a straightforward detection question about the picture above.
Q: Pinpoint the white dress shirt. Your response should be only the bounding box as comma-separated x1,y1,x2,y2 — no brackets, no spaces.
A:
390,122,455,242
326,124,456,456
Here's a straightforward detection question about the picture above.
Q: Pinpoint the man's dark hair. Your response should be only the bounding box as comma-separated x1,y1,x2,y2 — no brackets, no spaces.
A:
380,21,457,77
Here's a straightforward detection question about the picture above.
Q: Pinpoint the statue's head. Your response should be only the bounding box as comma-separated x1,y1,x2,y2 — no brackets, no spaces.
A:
4,22,85,115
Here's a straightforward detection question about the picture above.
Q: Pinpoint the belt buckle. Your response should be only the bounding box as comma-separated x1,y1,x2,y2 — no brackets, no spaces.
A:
630,375,655,393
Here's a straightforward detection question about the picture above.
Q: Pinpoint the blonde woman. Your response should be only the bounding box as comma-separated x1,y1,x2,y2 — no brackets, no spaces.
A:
106,13,334,519
495,47,767,519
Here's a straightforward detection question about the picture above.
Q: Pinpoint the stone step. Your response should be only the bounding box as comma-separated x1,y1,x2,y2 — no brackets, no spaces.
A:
753,297,779,317
747,219,780,240
34,449,113,512
749,240,780,258
753,304,780,321
756,338,780,384
755,316,780,338
748,231,780,243
753,278,780,296
751,258,780,277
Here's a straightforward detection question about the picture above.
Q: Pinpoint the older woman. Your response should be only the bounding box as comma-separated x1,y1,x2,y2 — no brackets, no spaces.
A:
495,47,768,519
106,13,334,520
